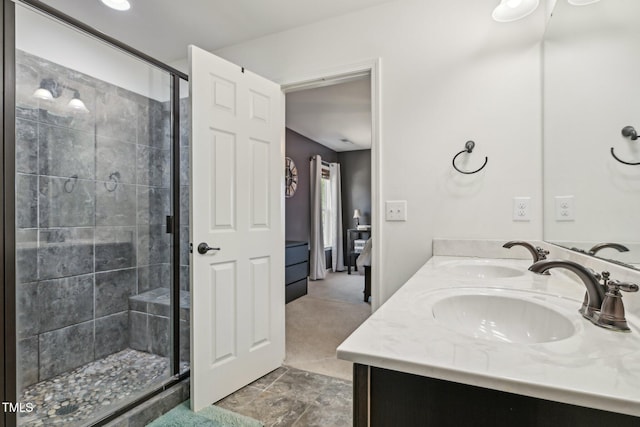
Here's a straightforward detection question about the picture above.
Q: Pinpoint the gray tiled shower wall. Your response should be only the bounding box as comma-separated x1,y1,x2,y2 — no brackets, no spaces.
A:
15,50,191,390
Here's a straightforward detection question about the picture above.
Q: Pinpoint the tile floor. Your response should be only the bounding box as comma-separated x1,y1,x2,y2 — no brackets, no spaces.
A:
216,366,352,427
214,272,369,427
19,272,366,426
18,349,186,427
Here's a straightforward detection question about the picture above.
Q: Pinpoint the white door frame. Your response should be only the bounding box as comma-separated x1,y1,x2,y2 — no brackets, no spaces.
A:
280,58,383,310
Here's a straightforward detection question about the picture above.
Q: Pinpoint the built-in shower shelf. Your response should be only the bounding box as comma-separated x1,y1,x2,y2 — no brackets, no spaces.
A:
129,288,190,319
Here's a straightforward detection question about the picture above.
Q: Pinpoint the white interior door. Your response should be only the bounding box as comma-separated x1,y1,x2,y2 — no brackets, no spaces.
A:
188,45,285,411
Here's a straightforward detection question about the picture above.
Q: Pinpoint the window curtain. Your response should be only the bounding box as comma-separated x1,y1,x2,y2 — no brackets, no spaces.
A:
309,155,326,280
329,163,345,272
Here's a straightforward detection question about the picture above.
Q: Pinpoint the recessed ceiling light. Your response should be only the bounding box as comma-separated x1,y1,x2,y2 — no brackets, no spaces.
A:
100,0,131,11
568,0,600,5
492,0,539,22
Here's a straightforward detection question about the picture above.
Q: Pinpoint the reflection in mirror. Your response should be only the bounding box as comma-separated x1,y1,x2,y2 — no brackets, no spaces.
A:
543,0,640,270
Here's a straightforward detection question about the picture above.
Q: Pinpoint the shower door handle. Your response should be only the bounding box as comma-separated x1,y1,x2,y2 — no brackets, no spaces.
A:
197,242,220,254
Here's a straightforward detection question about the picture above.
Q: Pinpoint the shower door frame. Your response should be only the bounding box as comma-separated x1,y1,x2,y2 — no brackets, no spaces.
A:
2,1,190,426
2,1,18,427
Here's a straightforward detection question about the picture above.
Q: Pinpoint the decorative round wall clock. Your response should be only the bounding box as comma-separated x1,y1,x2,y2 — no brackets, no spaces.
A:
285,157,298,198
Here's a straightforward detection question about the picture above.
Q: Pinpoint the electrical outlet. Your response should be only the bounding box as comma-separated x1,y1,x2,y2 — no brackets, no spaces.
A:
555,196,575,221
513,197,531,221
385,200,407,221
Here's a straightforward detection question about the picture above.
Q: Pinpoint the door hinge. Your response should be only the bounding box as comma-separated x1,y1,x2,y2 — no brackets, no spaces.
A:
166,216,174,233
189,243,193,253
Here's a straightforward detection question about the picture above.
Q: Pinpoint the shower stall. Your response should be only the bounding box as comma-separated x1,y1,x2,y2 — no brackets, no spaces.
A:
3,2,191,426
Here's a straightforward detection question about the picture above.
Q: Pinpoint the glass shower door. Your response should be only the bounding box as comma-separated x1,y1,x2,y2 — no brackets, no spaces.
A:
15,4,177,425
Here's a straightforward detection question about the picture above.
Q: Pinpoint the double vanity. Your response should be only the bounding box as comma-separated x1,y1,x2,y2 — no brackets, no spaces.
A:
337,241,640,426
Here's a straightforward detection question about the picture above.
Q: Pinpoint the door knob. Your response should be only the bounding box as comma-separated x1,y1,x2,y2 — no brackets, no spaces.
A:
197,242,220,254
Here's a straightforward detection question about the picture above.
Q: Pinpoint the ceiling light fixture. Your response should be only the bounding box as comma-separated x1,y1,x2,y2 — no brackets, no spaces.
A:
492,0,539,22
567,0,600,5
100,0,131,11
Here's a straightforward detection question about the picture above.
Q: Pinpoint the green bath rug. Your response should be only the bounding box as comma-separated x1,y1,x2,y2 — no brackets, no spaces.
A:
148,400,263,427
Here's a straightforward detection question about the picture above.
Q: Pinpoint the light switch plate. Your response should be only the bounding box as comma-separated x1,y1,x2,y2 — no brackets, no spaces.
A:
386,200,407,221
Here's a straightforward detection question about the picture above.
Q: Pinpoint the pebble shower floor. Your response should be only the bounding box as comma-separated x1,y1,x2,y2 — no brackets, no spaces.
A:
18,349,186,427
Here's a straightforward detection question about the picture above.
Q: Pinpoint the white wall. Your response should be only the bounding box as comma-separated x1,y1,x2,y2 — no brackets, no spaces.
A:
16,4,171,101
210,0,546,303
543,0,640,259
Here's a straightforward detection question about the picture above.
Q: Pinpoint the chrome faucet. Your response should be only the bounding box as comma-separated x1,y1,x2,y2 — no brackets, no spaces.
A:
503,241,549,263
588,242,630,256
529,260,638,332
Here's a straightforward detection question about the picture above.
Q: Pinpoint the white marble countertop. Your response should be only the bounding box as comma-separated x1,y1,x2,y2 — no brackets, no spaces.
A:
337,256,640,417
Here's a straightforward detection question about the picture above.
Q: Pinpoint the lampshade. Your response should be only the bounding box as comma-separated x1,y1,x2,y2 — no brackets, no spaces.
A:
567,0,599,5
492,0,539,22
33,78,61,100
33,87,54,100
100,0,131,11
68,91,90,113
353,209,361,219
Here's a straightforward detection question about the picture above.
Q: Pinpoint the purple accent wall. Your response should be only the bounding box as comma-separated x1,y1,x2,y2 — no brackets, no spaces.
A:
285,129,372,270
338,149,372,228
338,149,372,265
285,128,338,242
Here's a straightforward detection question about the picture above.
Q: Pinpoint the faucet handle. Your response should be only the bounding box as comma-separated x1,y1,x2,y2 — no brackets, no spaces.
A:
535,247,549,260
607,280,639,294
587,268,602,281
597,279,638,332
599,271,610,284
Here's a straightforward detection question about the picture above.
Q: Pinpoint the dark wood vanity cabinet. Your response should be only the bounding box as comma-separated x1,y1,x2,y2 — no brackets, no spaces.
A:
353,364,639,427
285,241,308,303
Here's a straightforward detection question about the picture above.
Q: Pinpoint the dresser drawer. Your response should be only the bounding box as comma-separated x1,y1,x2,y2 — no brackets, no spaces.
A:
285,261,308,285
285,278,307,303
285,243,308,266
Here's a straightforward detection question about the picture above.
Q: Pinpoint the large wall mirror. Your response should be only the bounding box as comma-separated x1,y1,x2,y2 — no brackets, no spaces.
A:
543,0,640,269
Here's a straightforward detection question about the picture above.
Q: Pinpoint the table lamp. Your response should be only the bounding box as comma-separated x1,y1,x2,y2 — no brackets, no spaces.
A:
353,209,361,228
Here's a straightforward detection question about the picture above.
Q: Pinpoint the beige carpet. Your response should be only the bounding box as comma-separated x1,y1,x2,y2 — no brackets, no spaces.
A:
285,271,371,381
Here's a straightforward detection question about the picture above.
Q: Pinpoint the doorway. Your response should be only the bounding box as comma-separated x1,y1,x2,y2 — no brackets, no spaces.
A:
281,64,380,380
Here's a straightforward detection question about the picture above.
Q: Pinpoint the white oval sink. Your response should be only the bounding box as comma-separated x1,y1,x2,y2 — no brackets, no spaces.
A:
439,260,524,279
431,291,576,344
